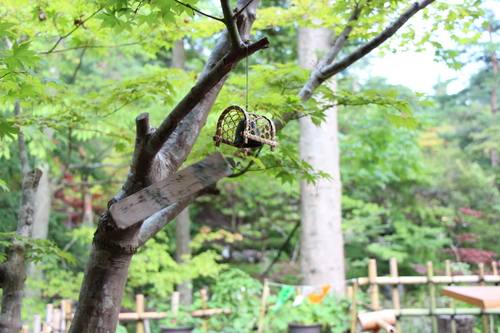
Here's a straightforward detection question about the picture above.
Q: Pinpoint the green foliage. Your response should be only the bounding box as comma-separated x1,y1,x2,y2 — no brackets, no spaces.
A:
198,269,264,333
127,229,225,306
158,307,202,328
0,232,75,264
266,293,350,332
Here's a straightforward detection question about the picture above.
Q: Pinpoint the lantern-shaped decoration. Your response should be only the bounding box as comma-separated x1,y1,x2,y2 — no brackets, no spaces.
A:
213,106,278,152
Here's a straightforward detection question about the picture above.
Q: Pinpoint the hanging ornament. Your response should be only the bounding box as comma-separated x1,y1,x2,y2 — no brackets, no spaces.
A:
213,106,278,152
213,46,278,154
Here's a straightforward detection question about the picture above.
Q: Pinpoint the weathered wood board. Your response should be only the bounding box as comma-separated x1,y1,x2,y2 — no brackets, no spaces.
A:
110,152,232,229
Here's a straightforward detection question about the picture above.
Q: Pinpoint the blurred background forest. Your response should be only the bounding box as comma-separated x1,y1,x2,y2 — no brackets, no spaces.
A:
1,0,500,331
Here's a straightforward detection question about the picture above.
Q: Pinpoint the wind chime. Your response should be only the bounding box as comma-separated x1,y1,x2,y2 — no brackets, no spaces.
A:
213,49,278,155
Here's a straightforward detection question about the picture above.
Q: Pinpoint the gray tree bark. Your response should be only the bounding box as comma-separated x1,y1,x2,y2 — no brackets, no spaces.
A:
175,207,192,306
25,163,52,302
298,26,345,292
0,101,42,333
172,39,186,71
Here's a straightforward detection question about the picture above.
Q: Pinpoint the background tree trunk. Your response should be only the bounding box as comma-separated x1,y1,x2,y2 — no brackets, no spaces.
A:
175,207,192,306
0,100,43,332
172,39,186,71
298,26,345,292
25,163,52,302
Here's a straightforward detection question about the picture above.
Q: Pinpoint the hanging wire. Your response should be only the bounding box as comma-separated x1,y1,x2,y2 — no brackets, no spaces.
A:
245,44,249,111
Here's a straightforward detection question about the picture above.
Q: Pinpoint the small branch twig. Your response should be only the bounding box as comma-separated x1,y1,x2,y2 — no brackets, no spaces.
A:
261,219,301,278
174,0,224,22
41,7,104,54
68,47,87,84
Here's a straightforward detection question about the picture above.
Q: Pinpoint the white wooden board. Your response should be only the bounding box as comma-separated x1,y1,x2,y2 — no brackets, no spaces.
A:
109,152,232,229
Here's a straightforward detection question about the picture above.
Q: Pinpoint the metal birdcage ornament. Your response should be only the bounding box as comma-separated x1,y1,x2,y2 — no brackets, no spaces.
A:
213,48,278,154
213,106,278,154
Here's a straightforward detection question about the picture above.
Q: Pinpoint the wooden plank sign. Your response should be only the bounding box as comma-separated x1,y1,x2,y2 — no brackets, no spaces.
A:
110,152,232,229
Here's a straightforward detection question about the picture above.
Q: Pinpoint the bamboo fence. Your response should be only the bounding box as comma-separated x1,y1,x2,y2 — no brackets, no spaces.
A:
24,292,230,333
346,258,500,333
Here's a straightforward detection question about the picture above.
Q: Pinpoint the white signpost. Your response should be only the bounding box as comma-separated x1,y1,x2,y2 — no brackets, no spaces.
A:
109,152,232,229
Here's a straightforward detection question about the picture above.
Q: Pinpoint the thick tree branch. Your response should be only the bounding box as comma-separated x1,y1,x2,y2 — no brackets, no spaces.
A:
233,0,256,20
138,185,218,246
318,4,363,68
319,0,435,87
295,0,435,107
149,39,268,150
221,0,244,47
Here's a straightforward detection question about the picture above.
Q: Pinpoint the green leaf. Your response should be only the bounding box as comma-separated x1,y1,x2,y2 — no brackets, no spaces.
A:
246,156,266,169
0,179,9,192
0,22,16,38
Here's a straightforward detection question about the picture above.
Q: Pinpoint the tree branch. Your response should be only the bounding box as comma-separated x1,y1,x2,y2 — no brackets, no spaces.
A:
68,47,87,84
296,0,435,104
138,185,218,246
221,0,244,47
173,0,224,22
321,0,435,83
233,0,256,20
41,7,103,54
318,4,363,68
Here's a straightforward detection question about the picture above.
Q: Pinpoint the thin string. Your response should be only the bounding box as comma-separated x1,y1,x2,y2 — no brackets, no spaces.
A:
245,44,249,111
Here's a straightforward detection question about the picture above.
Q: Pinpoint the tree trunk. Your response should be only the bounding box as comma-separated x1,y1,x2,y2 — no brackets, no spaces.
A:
0,168,42,333
25,163,52,302
68,1,264,331
175,207,192,306
298,26,345,292
172,39,186,71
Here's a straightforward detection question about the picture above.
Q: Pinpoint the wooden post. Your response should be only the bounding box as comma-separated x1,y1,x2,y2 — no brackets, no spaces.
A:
445,260,457,333
172,291,180,316
136,294,145,333
427,261,437,333
60,300,66,332
492,262,498,333
34,314,42,333
200,289,208,333
257,279,269,333
65,299,72,331
21,325,28,333
368,259,379,311
46,304,53,333
390,258,402,333
53,308,61,332
350,281,358,333
476,263,489,333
